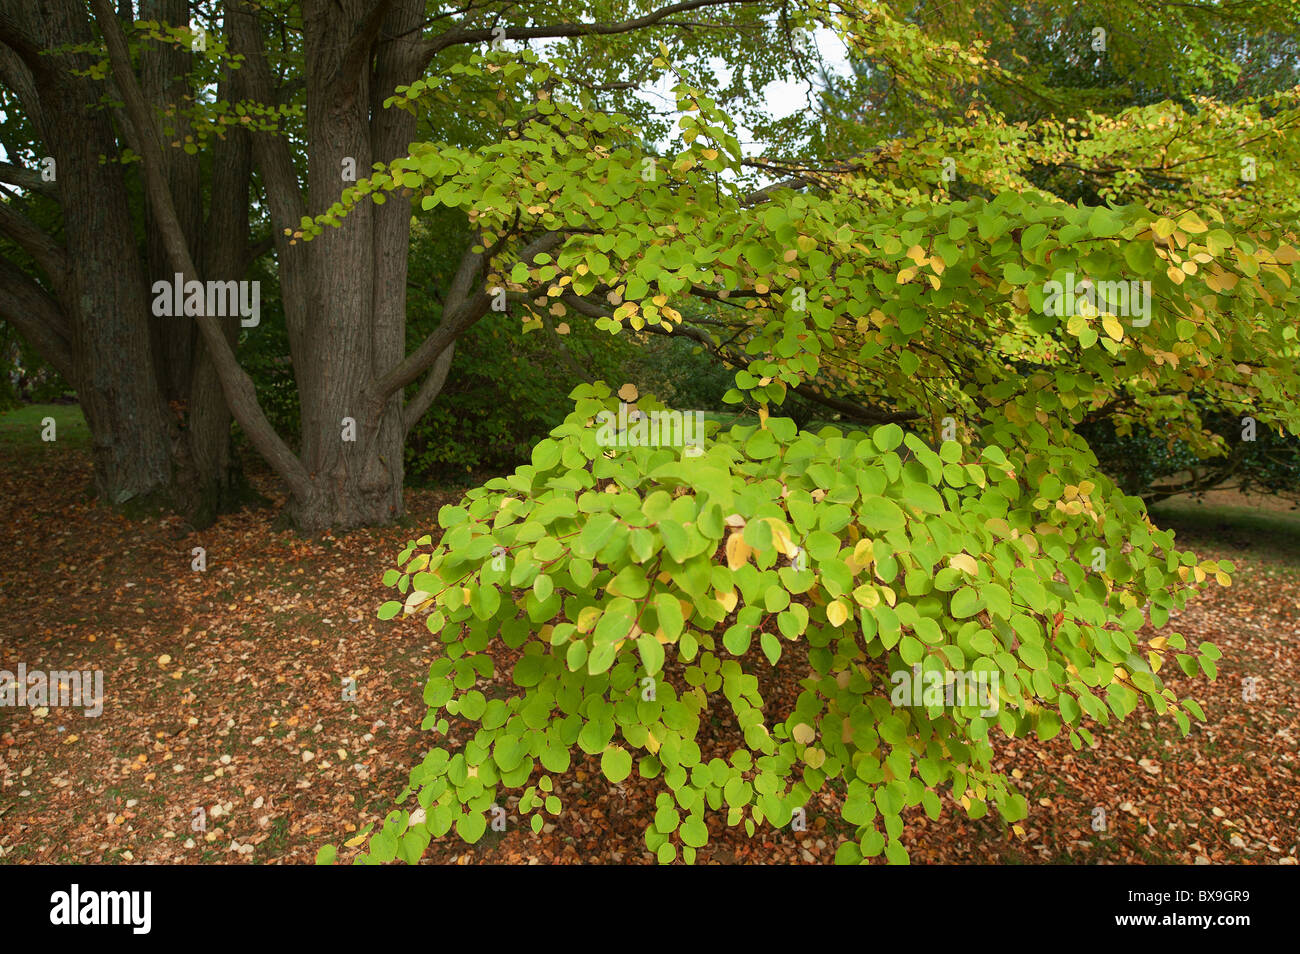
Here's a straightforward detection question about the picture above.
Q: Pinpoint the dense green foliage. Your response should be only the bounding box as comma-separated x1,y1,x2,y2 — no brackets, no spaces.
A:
286,1,1300,864
341,383,1224,864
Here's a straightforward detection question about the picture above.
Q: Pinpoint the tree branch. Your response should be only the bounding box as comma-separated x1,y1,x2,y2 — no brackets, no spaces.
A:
420,0,759,62
0,161,55,197
402,339,455,435
366,230,565,414
331,0,394,101
0,256,75,383
227,1,306,229
0,200,68,285
0,14,48,76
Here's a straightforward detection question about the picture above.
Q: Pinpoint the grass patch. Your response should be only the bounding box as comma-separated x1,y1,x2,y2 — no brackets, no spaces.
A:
0,403,88,451
1151,498,1300,566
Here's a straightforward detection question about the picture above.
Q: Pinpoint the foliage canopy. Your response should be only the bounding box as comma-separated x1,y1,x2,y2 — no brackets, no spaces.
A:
310,3,1300,863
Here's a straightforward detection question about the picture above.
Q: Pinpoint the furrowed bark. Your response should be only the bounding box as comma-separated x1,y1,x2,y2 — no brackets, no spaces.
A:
2,0,175,506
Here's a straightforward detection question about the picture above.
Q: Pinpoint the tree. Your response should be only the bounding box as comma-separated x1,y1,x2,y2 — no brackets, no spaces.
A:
315,1,1300,862
0,0,263,523
1080,402,1300,506
811,0,1300,508
66,0,807,530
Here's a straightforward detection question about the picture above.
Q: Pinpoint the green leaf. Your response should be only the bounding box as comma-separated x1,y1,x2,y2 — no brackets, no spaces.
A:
601,745,633,783
455,811,487,843
637,633,665,676
656,593,684,640
873,423,904,451
1019,642,1048,670
680,815,709,848
950,586,984,618
760,631,782,665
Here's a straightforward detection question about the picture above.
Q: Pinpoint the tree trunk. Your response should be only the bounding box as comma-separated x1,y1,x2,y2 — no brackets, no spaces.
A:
19,0,175,508
141,0,253,526
283,0,422,530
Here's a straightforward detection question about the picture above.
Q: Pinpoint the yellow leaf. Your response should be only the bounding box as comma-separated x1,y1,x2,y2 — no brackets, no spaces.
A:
827,600,849,627
854,584,880,609
576,605,602,633
764,518,796,557
716,588,738,613
949,553,978,575
791,723,815,744
1102,314,1123,341
725,532,752,570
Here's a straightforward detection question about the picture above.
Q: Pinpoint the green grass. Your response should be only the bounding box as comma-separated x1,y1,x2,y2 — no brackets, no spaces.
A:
1151,497,1300,566
0,402,89,452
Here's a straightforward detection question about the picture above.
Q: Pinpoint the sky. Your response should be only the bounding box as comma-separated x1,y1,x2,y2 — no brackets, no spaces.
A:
632,26,853,155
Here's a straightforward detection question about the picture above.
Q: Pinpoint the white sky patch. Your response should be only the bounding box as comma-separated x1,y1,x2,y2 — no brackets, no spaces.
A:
761,27,852,121
630,27,851,157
